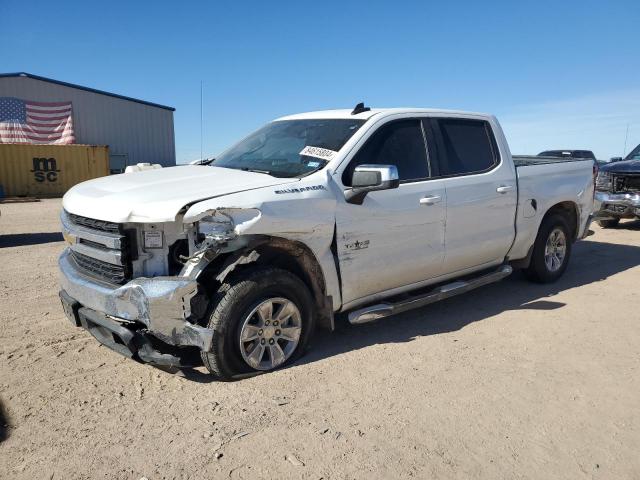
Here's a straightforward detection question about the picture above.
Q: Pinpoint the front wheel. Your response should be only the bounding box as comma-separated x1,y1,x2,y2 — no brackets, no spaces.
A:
524,214,572,283
201,267,315,380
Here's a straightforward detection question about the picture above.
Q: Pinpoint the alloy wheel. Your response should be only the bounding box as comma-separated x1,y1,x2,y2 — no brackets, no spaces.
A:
239,297,302,371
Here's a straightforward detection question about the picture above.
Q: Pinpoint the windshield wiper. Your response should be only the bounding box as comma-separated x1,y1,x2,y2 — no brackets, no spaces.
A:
240,167,273,175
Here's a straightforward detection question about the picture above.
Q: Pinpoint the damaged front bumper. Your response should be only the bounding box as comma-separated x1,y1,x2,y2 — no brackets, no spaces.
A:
594,191,640,220
59,248,212,367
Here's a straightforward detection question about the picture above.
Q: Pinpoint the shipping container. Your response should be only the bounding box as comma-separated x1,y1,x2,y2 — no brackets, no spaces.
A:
0,144,109,197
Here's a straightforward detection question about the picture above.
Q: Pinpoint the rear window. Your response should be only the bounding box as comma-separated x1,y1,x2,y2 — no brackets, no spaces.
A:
574,151,596,160
538,151,568,157
436,119,499,176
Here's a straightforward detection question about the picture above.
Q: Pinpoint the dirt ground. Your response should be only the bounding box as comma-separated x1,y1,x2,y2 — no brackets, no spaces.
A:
0,198,639,480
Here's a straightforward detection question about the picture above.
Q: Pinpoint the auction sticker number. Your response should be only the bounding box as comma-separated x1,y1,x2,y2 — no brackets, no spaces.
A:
300,146,338,161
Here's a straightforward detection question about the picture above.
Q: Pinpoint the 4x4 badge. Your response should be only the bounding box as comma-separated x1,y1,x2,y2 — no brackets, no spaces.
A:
344,239,370,251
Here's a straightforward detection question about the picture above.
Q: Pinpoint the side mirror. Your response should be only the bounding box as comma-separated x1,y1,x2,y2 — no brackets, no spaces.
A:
610,157,623,162
345,164,400,205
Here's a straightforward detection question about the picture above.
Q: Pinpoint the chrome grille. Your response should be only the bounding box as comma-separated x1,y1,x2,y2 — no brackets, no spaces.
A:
70,250,130,284
67,212,121,234
64,210,134,285
612,174,640,193
78,238,111,251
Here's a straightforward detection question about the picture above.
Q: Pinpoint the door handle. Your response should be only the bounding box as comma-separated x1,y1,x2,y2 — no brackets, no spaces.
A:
420,195,442,205
496,185,514,194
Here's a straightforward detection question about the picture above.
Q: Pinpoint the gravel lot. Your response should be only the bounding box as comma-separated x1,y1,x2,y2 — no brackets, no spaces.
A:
1,198,639,479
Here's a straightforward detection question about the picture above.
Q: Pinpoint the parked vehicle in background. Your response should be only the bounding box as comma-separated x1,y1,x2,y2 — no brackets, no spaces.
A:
537,150,596,160
594,142,640,228
58,105,596,379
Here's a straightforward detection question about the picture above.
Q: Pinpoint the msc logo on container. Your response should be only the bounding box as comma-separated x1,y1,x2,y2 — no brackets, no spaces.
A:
30,157,60,183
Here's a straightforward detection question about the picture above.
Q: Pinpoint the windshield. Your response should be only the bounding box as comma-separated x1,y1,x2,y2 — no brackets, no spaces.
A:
212,119,366,178
626,144,640,161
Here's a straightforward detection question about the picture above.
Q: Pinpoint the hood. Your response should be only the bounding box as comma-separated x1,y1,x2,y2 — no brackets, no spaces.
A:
600,159,640,174
62,165,299,223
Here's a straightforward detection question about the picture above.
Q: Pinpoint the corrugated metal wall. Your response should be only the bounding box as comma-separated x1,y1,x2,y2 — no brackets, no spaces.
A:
0,76,175,168
0,144,109,197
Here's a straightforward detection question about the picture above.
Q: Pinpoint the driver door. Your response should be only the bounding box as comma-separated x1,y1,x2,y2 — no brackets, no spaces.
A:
334,118,446,307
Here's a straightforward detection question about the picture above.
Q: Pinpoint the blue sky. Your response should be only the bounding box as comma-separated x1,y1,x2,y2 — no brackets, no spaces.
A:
1,0,639,161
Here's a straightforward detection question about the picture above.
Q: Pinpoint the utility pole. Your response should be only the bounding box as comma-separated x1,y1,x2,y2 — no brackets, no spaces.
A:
623,123,629,157
200,80,204,162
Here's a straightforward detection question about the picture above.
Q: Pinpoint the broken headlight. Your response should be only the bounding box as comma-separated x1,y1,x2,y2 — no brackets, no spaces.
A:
197,214,236,242
595,171,612,191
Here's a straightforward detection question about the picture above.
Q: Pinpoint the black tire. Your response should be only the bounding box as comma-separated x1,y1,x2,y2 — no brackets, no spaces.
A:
524,214,573,283
201,267,315,380
597,218,620,229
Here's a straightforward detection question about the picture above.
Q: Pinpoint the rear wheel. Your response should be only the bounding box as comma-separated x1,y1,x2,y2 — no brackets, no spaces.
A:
524,214,572,283
201,267,315,380
597,218,620,229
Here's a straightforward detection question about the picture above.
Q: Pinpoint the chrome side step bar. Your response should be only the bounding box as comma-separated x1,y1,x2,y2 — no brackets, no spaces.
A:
348,265,513,325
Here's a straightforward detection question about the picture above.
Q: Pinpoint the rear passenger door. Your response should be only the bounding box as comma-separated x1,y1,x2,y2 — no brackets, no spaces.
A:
428,117,517,274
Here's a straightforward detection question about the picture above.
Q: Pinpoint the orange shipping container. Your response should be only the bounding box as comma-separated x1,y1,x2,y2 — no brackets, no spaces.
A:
0,144,109,198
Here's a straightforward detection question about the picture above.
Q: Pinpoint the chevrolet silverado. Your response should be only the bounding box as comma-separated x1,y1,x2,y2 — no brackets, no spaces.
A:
59,104,596,379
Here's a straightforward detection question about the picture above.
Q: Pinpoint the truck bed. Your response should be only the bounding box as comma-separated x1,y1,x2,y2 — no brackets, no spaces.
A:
507,156,595,263
513,155,594,168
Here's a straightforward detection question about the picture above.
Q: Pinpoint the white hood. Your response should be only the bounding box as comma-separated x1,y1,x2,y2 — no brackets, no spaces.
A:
62,165,299,223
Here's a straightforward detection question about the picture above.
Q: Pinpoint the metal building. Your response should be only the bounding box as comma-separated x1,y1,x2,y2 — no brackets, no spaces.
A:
0,72,176,171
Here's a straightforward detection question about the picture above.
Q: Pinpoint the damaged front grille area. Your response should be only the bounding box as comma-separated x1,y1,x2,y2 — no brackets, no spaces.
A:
70,250,131,284
612,174,640,194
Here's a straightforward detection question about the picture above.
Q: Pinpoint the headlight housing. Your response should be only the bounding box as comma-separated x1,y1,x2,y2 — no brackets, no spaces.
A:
595,171,612,191
197,214,236,242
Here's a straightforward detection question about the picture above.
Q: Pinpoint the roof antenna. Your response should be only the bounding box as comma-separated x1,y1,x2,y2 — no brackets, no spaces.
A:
351,102,370,115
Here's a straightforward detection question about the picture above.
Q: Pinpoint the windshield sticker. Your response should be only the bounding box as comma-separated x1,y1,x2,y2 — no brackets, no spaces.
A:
300,146,338,161
307,160,321,168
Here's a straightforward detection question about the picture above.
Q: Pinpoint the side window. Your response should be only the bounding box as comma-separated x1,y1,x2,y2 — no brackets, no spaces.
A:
575,150,595,160
435,119,499,176
342,120,429,185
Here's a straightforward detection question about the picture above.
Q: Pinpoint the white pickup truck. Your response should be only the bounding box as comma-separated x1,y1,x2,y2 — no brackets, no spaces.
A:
59,105,596,379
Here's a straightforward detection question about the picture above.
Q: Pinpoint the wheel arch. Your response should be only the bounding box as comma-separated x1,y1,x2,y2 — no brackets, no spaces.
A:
543,201,579,241
198,236,334,330
511,200,579,270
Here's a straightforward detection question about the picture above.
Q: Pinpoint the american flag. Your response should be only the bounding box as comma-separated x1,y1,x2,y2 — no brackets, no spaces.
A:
0,97,75,144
